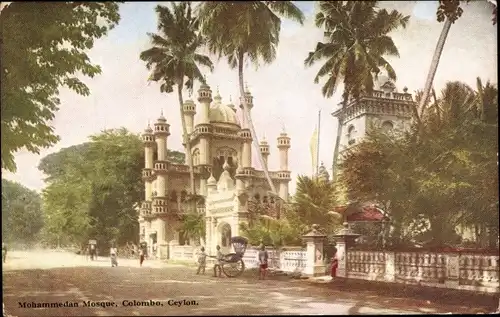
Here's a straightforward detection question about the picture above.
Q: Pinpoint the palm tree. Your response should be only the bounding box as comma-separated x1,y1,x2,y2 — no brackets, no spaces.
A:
140,3,213,199
419,0,498,126
293,175,339,229
304,1,409,182
196,2,305,196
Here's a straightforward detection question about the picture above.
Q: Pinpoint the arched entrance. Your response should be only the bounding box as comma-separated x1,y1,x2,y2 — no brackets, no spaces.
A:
218,222,232,251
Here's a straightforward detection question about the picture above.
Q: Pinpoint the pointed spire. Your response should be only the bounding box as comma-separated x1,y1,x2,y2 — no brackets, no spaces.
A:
207,172,216,185
245,82,249,92
229,95,232,103
161,109,164,116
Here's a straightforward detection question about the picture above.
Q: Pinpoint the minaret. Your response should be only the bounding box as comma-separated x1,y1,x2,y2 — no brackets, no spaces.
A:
153,111,170,214
277,128,291,202
197,82,213,196
183,99,196,135
239,83,254,129
141,123,155,217
259,137,270,170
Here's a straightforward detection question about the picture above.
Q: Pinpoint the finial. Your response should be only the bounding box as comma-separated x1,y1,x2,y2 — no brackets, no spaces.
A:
245,82,249,92
161,109,164,116
281,123,286,133
262,133,266,141
216,86,220,94
147,119,151,127
229,95,232,103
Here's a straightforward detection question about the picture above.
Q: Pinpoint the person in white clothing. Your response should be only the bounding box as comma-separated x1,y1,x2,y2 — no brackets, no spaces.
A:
110,245,118,267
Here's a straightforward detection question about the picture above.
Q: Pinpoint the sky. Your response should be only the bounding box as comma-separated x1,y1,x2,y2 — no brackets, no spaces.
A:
2,1,497,194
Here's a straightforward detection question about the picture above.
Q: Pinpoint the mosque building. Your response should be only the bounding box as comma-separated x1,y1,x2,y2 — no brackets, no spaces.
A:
138,83,291,257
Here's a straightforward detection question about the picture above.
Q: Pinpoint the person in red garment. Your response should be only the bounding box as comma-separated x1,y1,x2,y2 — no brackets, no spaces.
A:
331,250,339,278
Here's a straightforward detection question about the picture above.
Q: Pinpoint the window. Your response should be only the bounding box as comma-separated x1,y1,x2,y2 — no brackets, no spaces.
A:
347,125,356,145
169,191,177,202
381,121,394,134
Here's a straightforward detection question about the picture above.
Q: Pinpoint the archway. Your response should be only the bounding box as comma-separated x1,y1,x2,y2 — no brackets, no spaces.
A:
218,222,232,249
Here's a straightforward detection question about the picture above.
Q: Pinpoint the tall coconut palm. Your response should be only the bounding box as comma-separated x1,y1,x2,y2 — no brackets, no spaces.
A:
196,2,304,196
304,1,409,182
140,3,213,199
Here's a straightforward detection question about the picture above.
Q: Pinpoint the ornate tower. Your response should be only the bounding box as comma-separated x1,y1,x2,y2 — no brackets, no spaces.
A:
259,137,270,169
183,99,196,135
276,129,291,202
331,77,414,169
239,84,254,129
153,112,170,214
141,124,155,220
197,83,213,196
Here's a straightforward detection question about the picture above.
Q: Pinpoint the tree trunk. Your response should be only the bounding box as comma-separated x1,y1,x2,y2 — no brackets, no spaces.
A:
177,82,196,200
331,119,343,184
418,17,452,123
237,52,277,195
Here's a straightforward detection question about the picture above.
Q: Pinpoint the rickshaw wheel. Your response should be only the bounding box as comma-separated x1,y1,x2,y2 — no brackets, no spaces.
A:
222,259,245,278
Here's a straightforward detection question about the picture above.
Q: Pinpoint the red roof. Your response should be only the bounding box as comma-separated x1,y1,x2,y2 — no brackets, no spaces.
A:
331,204,389,222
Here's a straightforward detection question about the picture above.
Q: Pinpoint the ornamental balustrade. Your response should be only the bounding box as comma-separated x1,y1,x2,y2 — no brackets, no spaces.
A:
344,249,499,293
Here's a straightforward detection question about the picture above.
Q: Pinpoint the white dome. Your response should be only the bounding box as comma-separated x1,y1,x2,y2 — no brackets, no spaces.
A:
209,103,240,126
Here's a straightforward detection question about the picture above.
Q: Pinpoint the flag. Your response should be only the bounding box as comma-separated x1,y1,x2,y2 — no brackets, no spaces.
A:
310,126,318,177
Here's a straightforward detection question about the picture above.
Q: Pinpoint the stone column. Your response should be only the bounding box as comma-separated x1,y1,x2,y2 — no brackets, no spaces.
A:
445,253,460,288
332,222,360,279
302,224,327,277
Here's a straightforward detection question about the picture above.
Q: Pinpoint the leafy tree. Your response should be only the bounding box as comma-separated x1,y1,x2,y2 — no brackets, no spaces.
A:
1,2,121,172
140,2,213,198
293,175,340,231
39,128,185,247
304,1,409,181
179,213,206,245
197,1,304,195
2,179,44,247
340,79,499,248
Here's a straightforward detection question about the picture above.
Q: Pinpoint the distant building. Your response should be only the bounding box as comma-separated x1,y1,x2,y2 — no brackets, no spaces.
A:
139,83,291,257
332,75,414,163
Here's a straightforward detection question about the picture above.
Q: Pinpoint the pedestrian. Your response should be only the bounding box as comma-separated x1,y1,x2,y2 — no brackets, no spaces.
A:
139,248,145,267
258,244,269,280
331,254,339,278
213,245,224,277
196,247,207,275
2,243,7,263
90,244,96,261
110,245,118,267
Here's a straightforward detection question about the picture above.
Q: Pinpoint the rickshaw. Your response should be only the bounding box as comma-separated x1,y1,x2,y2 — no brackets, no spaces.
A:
212,236,248,278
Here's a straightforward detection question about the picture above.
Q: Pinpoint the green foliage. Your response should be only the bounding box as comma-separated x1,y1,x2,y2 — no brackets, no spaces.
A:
179,213,206,244
140,2,213,196
197,1,304,195
2,179,44,246
339,79,499,248
293,176,339,229
39,128,185,247
305,1,409,100
1,2,121,172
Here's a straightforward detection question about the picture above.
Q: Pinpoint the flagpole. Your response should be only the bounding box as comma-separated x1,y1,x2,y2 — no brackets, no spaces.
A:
316,109,321,175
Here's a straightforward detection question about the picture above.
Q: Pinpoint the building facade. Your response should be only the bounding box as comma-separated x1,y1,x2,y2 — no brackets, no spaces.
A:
138,83,291,257
332,76,415,162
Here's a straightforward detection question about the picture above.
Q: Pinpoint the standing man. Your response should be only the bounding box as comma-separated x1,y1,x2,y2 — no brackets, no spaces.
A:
2,243,7,263
110,245,118,267
258,244,269,280
213,245,224,278
139,247,145,267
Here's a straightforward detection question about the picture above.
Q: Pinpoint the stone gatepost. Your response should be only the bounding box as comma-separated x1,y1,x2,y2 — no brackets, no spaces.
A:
332,222,360,278
303,224,327,277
